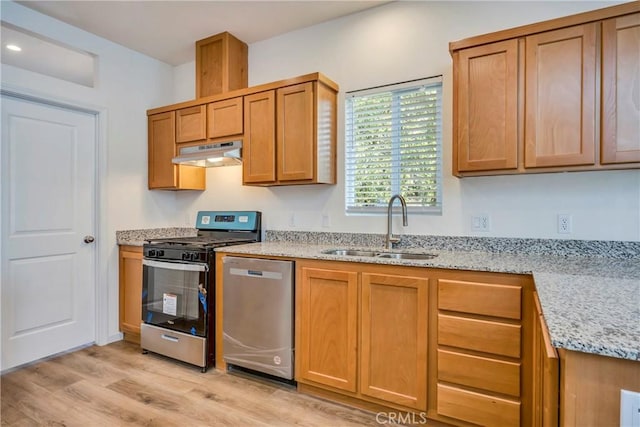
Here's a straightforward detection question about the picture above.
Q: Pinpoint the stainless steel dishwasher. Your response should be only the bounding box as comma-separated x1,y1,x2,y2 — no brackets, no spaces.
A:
222,256,294,380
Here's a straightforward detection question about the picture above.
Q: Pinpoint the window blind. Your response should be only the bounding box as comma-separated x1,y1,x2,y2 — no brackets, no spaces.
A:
345,76,443,214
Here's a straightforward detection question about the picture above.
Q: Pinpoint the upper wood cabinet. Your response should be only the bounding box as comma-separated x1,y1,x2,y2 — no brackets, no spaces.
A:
453,39,519,172
195,32,248,98
176,105,207,143
208,97,243,140
243,90,277,184
277,83,315,182
524,24,597,168
243,79,337,186
601,13,640,164
148,112,205,190
147,72,338,190
451,2,640,177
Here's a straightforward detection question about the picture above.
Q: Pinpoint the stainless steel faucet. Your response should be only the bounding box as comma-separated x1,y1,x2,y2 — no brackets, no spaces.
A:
386,194,408,249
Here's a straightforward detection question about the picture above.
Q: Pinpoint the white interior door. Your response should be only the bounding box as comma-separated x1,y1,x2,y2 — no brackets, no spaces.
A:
1,94,96,371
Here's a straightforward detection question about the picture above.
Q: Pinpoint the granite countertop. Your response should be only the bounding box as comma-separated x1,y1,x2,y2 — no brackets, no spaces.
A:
116,227,197,246
216,241,640,361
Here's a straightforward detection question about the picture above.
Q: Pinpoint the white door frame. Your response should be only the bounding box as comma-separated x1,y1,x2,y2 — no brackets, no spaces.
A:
0,85,110,347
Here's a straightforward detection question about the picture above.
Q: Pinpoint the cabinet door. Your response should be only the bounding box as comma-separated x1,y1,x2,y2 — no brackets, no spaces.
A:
525,24,597,168
532,292,559,427
360,273,428,410
601,13,640,164
119,246,143,343
243,91,276,184
454,39,519,173
148,112,177,188
148,112,205,190
277,82,314,182
176,105,206,143
297,266,358,393
208,97,243,139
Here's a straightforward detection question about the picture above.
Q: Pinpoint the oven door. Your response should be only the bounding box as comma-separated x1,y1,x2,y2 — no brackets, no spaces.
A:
142,259,209,337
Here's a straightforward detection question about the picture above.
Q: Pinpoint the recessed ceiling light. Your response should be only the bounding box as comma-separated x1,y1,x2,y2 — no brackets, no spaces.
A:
6,44,22,52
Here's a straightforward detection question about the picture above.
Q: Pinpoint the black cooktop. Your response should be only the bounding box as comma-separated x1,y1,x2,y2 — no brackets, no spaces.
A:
145,236,256,249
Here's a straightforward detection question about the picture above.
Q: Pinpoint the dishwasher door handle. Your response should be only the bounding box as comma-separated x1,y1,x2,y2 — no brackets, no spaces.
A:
229,267,283,280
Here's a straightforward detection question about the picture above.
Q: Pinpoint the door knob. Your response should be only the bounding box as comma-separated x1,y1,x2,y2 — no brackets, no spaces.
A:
84,235,95,243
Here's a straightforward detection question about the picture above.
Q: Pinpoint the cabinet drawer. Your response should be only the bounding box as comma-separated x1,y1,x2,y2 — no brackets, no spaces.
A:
438,349,520,397
438,314,521,358
437,384,520,427
438,279,521,319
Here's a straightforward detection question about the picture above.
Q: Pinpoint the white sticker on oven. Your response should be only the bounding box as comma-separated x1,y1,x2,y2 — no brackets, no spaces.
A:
201,215,210,225
163,293,178,316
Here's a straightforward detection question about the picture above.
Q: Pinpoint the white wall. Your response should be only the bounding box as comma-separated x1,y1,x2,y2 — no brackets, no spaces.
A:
174,1,640,242
0,0,635,356
1,1,182,343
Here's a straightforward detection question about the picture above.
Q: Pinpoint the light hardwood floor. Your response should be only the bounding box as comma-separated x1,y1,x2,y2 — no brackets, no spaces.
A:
1,340,395,426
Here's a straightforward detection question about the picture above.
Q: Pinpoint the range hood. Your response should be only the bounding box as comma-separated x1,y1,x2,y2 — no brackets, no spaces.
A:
172,140,242,167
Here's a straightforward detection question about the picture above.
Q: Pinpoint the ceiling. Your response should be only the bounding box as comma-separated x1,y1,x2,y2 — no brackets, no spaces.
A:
15,1,390,66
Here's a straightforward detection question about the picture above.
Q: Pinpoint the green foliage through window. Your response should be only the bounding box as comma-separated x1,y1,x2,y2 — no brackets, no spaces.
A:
345,77,443,214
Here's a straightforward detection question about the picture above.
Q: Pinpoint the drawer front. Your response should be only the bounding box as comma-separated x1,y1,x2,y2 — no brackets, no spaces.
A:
140,323,206,368
438,279,521,319
437,384,520,427
438,349,521,397
438,314,521,358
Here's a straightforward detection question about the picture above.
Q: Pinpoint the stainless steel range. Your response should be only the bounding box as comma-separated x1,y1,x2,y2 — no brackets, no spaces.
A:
141,211,261,372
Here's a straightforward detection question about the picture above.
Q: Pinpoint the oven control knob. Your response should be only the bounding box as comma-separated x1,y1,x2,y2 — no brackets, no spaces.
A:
190,252,198,261
148,249,157,257
182,253,189,261
157,250,164,257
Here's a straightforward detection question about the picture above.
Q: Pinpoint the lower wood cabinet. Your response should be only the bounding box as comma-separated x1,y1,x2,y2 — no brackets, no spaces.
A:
434,273,531,427
360,272,428,409
297,266,358,392
118,245,143,344
296,261,541,425
559,349,640,426
532,291,559,427
296,261,429,411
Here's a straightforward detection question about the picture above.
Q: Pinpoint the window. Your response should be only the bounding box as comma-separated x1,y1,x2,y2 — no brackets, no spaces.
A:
345,76,442,214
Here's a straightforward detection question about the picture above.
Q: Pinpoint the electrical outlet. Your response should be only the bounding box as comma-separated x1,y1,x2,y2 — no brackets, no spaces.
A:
321,213,331,228
621,389,640,427
558,214,572,234
471,214,490,232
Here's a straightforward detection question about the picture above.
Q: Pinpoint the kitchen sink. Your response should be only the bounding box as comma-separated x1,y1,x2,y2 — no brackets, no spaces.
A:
321,249,438,260
322,249,379,257
377,252,438,260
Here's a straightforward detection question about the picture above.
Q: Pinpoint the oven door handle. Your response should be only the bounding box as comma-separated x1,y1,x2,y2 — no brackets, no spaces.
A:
142,259,209,272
